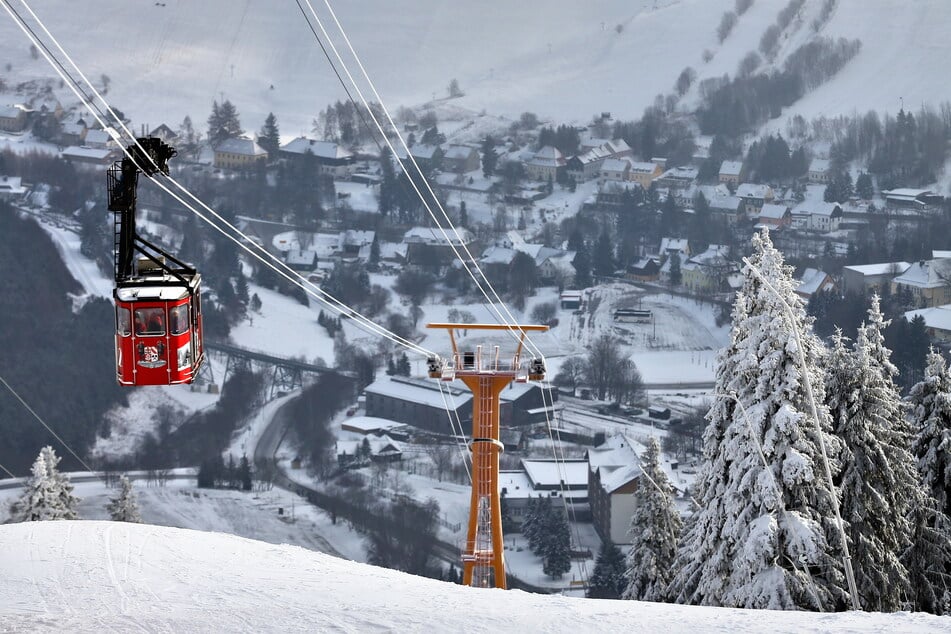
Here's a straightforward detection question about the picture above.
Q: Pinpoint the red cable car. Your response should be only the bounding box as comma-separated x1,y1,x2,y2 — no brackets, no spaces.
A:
107,138,205,386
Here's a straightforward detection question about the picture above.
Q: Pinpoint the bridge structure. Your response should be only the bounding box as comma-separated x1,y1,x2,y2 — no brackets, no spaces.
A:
204,340,350,401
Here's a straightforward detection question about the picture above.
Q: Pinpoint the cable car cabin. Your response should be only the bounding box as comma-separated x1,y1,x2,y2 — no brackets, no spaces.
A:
114,270,204,386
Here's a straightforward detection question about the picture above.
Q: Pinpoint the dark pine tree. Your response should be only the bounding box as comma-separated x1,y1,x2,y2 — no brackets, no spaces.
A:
587,540,627,599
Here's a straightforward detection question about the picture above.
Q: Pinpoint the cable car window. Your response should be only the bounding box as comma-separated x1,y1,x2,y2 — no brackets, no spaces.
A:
134,308,165,336
170,304,189,335
116,307,131,336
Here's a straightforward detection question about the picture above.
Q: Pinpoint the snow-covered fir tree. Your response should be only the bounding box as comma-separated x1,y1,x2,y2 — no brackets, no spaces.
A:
909,349,951,519
905,349,951,614
825,299,918,611
11,446,80,522
587,540,627,599
542,505,571,579
623,436,681,602
669,229,847,611
107,475,142,523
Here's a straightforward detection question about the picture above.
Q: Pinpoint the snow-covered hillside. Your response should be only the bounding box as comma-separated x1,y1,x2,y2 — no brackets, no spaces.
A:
1,521,947,633
2,1,949,135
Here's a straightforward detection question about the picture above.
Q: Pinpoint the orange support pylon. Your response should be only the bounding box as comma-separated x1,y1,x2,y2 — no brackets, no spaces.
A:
427,323,548,589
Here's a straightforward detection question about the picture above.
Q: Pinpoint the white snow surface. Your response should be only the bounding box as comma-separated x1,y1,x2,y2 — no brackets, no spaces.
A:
2,1,949,134
0,521,947,632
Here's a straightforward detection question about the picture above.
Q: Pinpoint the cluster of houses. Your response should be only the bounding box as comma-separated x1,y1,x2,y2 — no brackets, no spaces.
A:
338,390,686,546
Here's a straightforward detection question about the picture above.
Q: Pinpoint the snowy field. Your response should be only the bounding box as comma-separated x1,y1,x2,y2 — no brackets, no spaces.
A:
1,2,950,137
1,521,947,633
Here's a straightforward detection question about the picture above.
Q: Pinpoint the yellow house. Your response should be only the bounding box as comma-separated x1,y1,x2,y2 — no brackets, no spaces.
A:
628,161,662,189
214,137,268,170
891,259,951,308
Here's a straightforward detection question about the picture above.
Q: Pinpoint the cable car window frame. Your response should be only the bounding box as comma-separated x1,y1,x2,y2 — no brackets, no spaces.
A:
134,307,166,336
170,304,189,336
116,307,131,337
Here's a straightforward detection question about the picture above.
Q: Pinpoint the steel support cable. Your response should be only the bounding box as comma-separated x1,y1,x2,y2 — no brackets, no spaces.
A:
305,3,571,502
435,379,472,483
299,0,539,356
303,3,583,579
4,0,433,359
0,374,97,474
0,460,17,480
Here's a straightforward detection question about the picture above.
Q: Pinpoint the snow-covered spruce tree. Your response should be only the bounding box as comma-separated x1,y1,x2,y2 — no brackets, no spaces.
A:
11,446,80,522
588,540,627,599
825,300,918,612
668,229,847,611
107,475,142,523
905,349,951,614
909,349,951,520
623,436,682,602
542,504,571,579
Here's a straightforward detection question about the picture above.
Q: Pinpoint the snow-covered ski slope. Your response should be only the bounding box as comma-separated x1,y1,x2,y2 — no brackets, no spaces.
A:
2,1,949,135
0,521,946,633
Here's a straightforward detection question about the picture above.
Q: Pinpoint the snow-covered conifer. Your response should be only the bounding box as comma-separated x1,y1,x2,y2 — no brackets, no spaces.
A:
107,475,143,523
905,349,951,614
623,436,681,602
909,349,951,519
11,446,80,522
669,229,847,611
825,299,918,612
587,540,627,599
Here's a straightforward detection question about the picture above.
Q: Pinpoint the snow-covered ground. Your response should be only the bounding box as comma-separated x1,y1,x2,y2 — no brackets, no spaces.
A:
1,521,947,633
2,2,950,137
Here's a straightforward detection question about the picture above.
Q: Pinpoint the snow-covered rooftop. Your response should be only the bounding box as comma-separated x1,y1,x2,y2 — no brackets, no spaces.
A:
281,136,351,160
363,375,472,410
719,160,743,176
904,304,951,333
843,262,911,276
215,137,266,156
522,459,588,488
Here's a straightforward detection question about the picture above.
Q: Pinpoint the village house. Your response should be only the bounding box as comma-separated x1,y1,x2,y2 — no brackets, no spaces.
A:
841,261,911,295
214,137,267,170
567,139,633,182
0,176,27,201
525,145,567,182
280,137,354,178
627,257,661,282
0,104,29,132
628,161,662,189
808,158,832,184
793,201,843,233
59,119,87,146
904,304,951,344
794,268,835,300
681,245,734,294
756,203,791,230
403,225,475,268
499,459,591,527
340,416,411,441
891,258,951,308
718,160,744,186
655,166,698,191
82,128,114,150
598,157,631,185
149,124,178,144
587,436,641,545
441,145,480,173
560,290,583,310
735,183,774,218
60,146,114,169
336,435,403,466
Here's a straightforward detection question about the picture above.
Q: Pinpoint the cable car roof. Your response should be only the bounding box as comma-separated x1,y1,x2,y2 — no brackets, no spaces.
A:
115,284,190,301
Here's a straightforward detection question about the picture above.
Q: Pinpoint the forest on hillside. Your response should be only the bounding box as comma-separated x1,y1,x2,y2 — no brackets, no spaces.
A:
0,202,128,473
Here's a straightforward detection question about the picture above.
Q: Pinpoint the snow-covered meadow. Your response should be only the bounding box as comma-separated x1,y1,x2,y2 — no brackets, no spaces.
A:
1,521,948,633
